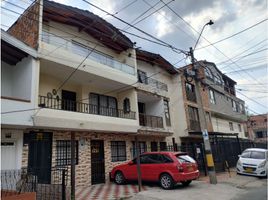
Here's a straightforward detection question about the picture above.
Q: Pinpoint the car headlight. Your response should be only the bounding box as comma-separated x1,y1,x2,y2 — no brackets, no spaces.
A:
237,160,242,167
258,161,266,168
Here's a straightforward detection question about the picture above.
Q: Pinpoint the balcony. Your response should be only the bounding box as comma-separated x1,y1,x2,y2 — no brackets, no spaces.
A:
189,119,201,131
139,113,163,128
38,96,136,120
41,31,135,76
186,91,197,102
138,76,168,91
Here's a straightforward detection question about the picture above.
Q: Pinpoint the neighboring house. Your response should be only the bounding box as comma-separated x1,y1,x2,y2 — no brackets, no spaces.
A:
178,60,247,145
2,0,180,187
246,114,267,143
135,49,181,147
1,30,38,170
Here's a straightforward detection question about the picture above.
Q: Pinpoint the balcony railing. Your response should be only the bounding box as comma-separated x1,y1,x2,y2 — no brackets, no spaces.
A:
189,119,201,131
138,76,168,91
139,113,164,128
186,91,197,102
38,96,136,120
41,30,135,76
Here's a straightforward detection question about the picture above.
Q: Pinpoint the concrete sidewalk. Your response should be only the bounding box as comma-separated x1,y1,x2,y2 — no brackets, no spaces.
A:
129,170,267,200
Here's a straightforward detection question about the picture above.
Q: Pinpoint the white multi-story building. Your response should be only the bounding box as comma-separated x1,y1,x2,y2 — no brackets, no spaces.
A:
1,0,180,186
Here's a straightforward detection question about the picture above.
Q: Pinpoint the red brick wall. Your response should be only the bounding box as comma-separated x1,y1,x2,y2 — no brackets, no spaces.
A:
180,66,213,132
8,1,40,49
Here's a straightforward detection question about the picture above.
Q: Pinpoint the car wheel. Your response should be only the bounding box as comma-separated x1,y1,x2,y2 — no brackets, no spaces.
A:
181,180,192,186
114,171,125,185
159,174,174,189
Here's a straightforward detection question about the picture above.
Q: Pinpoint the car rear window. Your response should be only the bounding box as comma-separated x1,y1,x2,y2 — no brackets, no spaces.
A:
241,150,265,159
176,155,196,163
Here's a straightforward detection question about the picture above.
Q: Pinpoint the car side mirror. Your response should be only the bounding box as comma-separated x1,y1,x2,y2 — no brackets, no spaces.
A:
128,160,134,165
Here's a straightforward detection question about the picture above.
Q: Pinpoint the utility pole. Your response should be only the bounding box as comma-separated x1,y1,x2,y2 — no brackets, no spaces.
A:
188,20,217,184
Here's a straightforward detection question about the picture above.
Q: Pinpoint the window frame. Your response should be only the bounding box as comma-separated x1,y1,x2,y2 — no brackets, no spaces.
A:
238,124,242,132
229,122,234,131
56,140,79,166
164,99,171,126
209,89,216,104
89,93,118,116
111,141,127,162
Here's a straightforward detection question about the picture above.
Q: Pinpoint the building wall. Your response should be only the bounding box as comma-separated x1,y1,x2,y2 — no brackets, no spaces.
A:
21,131,165,187
1,129,23,170
7,1,40,48
211,117,245,138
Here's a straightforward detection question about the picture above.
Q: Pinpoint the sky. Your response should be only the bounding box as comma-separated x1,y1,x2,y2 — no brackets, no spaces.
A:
1,0,268,115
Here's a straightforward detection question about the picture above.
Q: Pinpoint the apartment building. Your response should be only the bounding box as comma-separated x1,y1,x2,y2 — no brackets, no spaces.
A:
2,0,180,187
246,114,267,143
178,60,247,145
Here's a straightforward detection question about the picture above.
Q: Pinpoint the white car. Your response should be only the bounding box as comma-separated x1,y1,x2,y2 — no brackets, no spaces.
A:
236,148,268,177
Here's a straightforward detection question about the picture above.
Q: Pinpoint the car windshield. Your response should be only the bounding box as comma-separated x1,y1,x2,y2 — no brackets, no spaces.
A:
241,150,265,159
177,155,196,163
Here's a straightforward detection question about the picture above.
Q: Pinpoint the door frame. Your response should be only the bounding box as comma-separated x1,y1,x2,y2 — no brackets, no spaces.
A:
91,140,105,185
27,132,53,184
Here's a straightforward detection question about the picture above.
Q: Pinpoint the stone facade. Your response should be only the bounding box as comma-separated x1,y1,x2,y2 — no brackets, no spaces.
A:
22,131,166,187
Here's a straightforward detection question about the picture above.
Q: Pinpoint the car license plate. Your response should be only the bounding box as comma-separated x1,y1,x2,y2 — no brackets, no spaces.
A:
245,168,253,173
188,166,193,171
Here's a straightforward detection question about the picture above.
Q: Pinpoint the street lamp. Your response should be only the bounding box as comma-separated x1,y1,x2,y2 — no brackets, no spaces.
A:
189,19,214,67
193,20,214,51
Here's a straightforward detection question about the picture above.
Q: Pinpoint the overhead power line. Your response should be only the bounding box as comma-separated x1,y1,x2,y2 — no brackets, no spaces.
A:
81,0,187,55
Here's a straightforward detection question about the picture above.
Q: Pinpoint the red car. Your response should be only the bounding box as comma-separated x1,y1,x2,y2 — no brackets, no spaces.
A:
110,152,199,189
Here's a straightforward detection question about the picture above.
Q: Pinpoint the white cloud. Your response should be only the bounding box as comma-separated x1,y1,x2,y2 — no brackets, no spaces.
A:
154,11,174,38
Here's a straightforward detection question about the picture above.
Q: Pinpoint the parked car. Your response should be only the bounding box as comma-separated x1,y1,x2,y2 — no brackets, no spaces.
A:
110,152,199,189
236,148,268,177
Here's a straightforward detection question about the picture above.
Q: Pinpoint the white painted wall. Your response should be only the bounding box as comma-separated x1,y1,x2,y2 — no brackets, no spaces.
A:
40,22,137,85
1,57,32,100
1,58,40,127
167,75,188,143
1,129,23,170
211,116,245,138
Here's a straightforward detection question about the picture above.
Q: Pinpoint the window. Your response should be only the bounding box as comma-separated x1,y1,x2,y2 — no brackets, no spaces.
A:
164,100,171,126
188,106,200,131
89,93,118,117
160,142,167,151
151,142,158,152
56,140,78,166
137,70,148,84
111,141,126,162
185,82,196,102
214,74,223,85
238,124,242,132
229,122,234,131
232,100,236,112
123,98,130,113
132,141,147,158
205,67,213,81
209,89,216,104
256,131,263,138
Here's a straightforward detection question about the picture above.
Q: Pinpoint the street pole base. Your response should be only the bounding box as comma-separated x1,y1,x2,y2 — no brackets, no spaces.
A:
208,170,217,184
